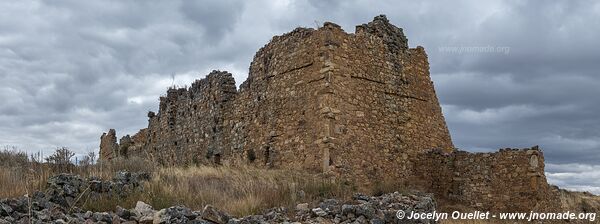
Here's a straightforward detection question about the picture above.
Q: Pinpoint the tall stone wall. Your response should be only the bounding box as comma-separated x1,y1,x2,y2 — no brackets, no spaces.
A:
141,71,237,165
222,27,330,171
101,27,336,171
99,15,559,212
321,16,453,184
101,16,453,177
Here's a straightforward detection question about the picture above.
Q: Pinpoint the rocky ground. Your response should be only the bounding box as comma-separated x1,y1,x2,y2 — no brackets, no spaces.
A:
0,172,436,224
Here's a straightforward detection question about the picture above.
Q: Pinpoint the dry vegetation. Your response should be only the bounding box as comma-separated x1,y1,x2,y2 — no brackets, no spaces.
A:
435,190,600,224
0,147,357,217
0,148,152,199
81,164,358,216
2,147,599,221
559,189,600,214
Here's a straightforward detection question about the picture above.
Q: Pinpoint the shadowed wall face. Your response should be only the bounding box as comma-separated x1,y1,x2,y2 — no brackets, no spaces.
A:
322,16,453,184
414,147,561,212
100,16,453,179
98,16,559,212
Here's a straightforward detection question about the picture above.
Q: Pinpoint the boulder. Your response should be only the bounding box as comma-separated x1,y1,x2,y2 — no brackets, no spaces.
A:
134,201,155,223
201,205,231,224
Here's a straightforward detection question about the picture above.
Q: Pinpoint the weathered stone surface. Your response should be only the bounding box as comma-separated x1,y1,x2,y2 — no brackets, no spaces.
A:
44,172,149,209
295,203,309,211
116,205,133,220
0,172,151,223
229,191,438,224
154,206,198,224
119,135,133,157
413,146,561,212
202,205,231,224
311,207,327,217
99,129,119,161
134,201,155,223
101,14,452,185
99,15,561,213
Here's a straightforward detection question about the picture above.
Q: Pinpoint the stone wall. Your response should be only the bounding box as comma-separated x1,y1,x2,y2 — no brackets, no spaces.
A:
323,17,453,184
414,146,561,212
99,15,559,212
101,15,453,176
99,129,119,160
141,71,238,165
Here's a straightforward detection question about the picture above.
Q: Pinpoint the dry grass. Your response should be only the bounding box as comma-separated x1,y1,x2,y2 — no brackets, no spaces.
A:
1,148,355,216
81,165,354,216
0,149,154,199
559,188,600,213
4,148,599,221
0,149,47,198
438,189,600,224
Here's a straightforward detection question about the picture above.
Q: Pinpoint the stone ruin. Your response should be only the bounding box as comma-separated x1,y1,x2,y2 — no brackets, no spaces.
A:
100,15,560,212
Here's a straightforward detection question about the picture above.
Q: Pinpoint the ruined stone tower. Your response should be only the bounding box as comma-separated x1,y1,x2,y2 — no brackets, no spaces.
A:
100,15,559,211
101,15,453,181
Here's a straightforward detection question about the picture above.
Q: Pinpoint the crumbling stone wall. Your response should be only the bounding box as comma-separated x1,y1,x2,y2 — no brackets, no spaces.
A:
414,146,561,212
140,71,237,165
99,129,119,160
100,129,142,160
125,128,147,158
223,27,330,171
322,16,453,184
99,15,559,212
101,15,452,175
119,27,329,169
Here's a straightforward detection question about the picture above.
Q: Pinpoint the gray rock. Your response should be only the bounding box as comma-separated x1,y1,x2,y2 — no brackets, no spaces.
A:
341,204,355,215
116,206,133,219
295,203,309,211
311,208,327,217
192,218,216,224
370,217,384,224
83,210,93,219
135,201,154,214
355,215,367,223
153,206,197,224
0,217,13,223
355,203,375,219
88,180,104,192
54,219,67,224
352,193,370,202
0,202,12,216
201,205,231,224
34,209,51,221
134,201,155,223
93,212,112,223
319,199,340,214
0,172,438,224
153,209,169,224
226,218,242,224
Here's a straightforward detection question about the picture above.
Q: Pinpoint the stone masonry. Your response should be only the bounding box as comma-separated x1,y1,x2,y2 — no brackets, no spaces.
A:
99,129,119,160
101,15,453,179
414,146,560,212
100,15,559,211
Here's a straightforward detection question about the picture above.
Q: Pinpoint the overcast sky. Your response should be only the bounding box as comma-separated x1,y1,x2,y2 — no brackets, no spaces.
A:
1,0,599,193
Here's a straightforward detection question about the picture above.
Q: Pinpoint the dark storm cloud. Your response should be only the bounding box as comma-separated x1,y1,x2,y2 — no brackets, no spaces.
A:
0,0,598,193
180,0,245,43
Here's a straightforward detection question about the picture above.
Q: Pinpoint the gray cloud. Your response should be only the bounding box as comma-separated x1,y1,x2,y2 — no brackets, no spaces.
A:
180,0,245,43
0,0,598,193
